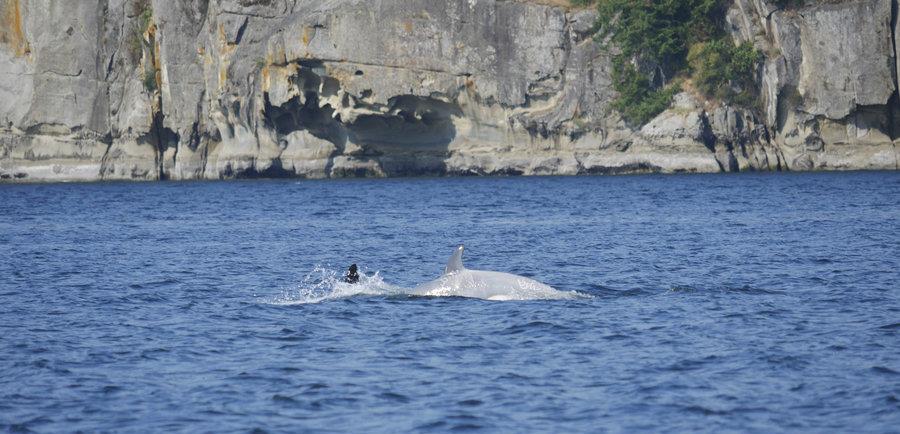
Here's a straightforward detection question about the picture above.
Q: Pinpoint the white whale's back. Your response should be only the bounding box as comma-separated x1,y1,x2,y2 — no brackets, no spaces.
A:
411,245,582,301
412,269,575,301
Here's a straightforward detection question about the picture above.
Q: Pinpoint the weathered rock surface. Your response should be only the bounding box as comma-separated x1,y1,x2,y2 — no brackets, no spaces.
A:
0,0,897,182
728,0,899,172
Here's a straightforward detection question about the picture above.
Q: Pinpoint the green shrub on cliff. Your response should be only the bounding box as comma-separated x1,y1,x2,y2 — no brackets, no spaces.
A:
127,0,153,65
142,68,157,92
612,64,682,126
595,0,722,75
127,0,157,92
688,39,760,105
137,3,153,34
587,0,761,125
127,31,143,64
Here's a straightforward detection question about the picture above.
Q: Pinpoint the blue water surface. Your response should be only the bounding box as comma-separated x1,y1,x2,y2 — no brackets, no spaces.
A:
1,172,899,432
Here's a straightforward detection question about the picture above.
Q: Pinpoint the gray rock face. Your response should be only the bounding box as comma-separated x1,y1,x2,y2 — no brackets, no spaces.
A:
795,0,894,119
0,0,897,182
728,0,898,171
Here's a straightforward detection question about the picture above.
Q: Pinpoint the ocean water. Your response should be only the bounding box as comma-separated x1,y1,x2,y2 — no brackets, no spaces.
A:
1,172,899,433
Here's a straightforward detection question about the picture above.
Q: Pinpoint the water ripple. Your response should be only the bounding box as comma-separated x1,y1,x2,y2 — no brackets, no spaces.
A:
1,173,899,432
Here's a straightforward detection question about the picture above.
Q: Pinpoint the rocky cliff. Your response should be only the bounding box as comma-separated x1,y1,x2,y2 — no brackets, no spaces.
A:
0,0,897,182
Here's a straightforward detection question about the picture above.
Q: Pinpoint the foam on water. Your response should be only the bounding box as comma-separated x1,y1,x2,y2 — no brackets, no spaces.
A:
266,266,403,305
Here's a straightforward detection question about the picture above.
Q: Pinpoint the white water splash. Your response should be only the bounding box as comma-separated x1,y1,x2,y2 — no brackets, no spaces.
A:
265,266,403,305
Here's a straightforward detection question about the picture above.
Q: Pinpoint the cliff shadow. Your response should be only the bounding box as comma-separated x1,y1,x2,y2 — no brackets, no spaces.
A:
344,95,461,176
262,61,461,178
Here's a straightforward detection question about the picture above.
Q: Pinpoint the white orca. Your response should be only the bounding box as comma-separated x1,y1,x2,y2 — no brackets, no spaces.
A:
411,245,579,301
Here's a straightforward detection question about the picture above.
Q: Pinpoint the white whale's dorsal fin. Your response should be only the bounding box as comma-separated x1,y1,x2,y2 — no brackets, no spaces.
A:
444,245,465,275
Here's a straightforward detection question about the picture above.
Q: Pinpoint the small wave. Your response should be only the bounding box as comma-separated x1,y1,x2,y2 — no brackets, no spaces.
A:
590,285,654,297
667,285,698,293
871,366,899,375
271,394,297,403
663,284,783,295
500,320,570,335
682,404,731,416
377,391,411,403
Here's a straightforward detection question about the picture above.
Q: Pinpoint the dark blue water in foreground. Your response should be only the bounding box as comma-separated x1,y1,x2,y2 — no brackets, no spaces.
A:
2,172,899,432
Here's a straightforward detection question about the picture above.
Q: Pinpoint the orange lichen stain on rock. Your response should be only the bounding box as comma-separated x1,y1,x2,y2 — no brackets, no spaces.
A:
302,27,310,45
273,47,286,65
261,64,270,92
216,22,236,54
151,25,163,90
0,0,31,57
149,24,160,69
